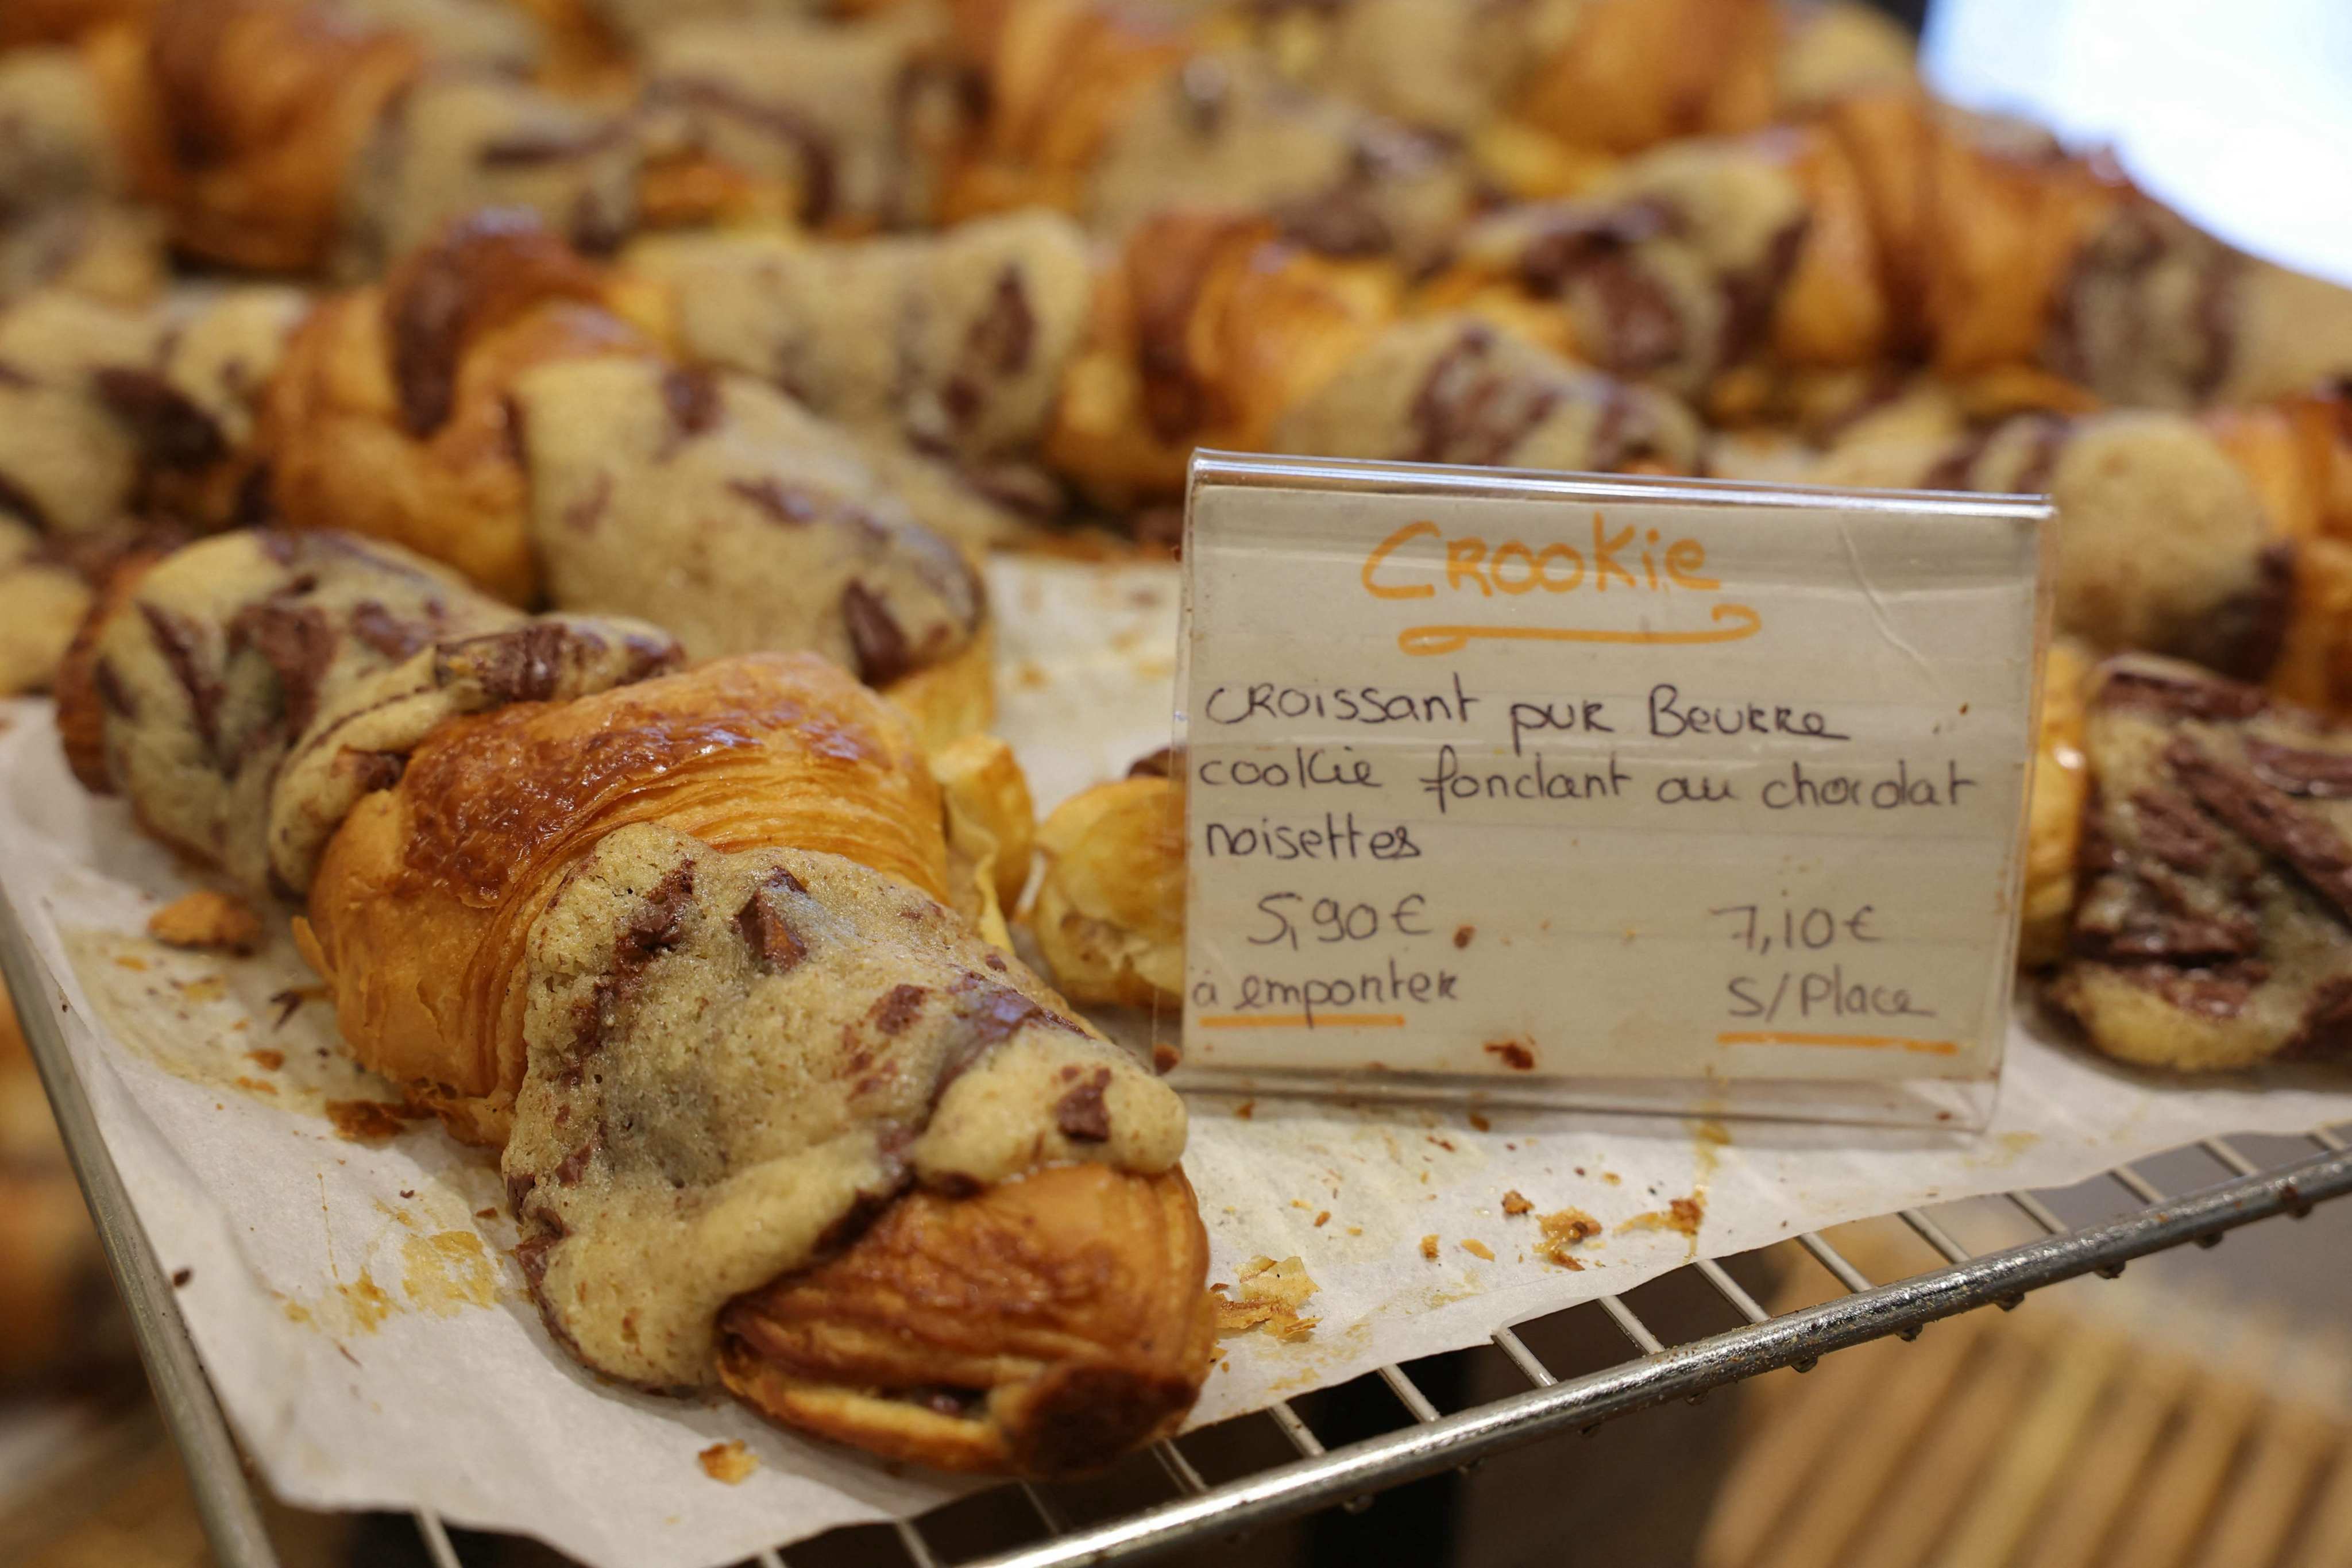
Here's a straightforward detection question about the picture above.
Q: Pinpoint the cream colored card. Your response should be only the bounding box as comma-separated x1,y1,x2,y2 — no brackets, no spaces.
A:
1177,455,2050,1101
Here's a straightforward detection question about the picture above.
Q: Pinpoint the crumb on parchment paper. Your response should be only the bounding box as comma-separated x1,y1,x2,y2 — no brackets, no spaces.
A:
1460,1239,1494,1261
325,1099,414,1143
1538,1208,1602,1270
1419,1234,1439,1260
698,1441,756,1484
1212,1256,1319,1343
1617,1195,1705,1239
1501,1189,1532,1215
147,890,262,953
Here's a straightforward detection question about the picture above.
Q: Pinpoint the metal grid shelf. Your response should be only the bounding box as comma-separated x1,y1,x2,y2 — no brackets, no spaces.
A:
6,894,2348,1568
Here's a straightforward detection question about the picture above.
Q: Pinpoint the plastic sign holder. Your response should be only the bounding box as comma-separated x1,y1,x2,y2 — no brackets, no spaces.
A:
1169,451,2053,1129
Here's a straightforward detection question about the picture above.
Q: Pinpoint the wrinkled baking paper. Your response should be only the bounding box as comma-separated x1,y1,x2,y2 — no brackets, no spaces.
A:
0,557,2345,1568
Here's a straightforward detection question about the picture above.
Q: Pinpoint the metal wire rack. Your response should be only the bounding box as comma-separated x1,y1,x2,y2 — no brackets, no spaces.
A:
6,891,2348,1568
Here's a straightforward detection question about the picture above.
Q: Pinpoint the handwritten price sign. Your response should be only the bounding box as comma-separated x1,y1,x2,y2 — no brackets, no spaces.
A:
1175,454,2050,1115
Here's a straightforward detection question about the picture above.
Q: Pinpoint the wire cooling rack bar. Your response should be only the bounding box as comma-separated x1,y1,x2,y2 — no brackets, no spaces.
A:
0,890,279,1568
6,897,2347,1568
947,1139,2352,1568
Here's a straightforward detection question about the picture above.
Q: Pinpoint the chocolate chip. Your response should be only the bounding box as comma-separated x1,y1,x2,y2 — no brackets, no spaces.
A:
661,367,723,444
347,749,407,791
477,121,625,168
2166,737,2352,921
227,601,335,736
137,601,222,751
841,581,913,686
871,984,928,1037
1054,1067,1113,1142
2128,787,2222,874
733,868,809,973
2181,543,2293,684
560,471,612,535
349,600,431,661
94,368,227,472
93,658,135,719
553,1133,601,1187
1407,325,1563,467
968,266,1035,379
728,477,820,526
2245,736,2352,799
451,622,578,703
2097,666,2269,724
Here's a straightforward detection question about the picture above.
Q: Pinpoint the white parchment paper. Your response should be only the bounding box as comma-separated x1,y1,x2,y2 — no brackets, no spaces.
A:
0,557,2346,1568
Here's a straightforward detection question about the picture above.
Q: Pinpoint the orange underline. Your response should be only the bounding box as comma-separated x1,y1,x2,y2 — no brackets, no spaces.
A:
1717,1030,1960,1056
1399,603,1762,656
1195,1014,1409,1030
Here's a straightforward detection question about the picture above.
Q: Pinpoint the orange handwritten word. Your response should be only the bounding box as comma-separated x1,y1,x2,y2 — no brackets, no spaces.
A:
1361,512,1721,601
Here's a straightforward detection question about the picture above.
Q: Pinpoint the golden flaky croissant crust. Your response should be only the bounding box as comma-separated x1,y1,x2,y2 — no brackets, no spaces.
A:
258,208,668,604
297,650,949,1140
720,1164,1211,1476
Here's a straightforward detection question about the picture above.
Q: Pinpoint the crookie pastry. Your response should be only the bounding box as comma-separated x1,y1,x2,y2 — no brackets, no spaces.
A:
55,528,1216,1474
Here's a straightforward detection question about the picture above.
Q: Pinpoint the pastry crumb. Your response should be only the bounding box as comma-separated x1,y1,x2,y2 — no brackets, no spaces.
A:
1419,1234,1439,1260
1538,1208,1602,1268
698,1440,756,1484
1460,1239,1494,1261
1617,1196,1705,1239
1214,1256,1319,1342
147,890,262,953
1468,1111,1490,1131
1234,1099,1256,1119
325,1100,411,1143
246,1049,284,1071
1313,1210,1330,1227
1501,1189,1533,1215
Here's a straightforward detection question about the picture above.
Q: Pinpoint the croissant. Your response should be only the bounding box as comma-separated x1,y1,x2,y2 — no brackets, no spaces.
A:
59,531,1214,1472
1029,760,1184,1014
54,527,681,893
1431,93,2352,415
1044,210,1403,505
941,0,1477,268
1812,410,2290,684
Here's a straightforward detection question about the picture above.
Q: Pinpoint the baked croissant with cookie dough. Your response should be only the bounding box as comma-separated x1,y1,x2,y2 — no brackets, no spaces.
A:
1428,92,2352,416
56,531,1215,1474
256,210,1001,746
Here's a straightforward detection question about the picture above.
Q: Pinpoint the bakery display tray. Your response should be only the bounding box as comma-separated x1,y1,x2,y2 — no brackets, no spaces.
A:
5,876,2345,1568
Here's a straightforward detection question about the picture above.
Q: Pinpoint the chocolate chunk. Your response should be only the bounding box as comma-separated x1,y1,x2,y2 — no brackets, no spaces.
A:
576,860,699,1055
387,243,476,437
728,477,820,526
871,983,928,1037
233,463,276,528
954,459,1064,522
455,622,576,702
1275,187,1393,258
2098,666,2269,724
841,581,913,687
559,471,613,535
94,368,228,472
227,601,336,735
2166,737,2352,921
1054,1067,1113,1142
93,658,135,719
733,869,809,973
348,600,430,661
2128,787,2222,874
968,266,1036,379
1579,252,1684,374
2180,543,2292,684
2244,736,2352,800
553,1132,601,1186
656,78,837,225
137,601,222,751
1514,200,1677,296
477,121,625,168
2114,959,2266,1019
1408,325,1562,467
661,367,723,444
2289,976,2352,1058
1716,218,1809,369
346,749,407,791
